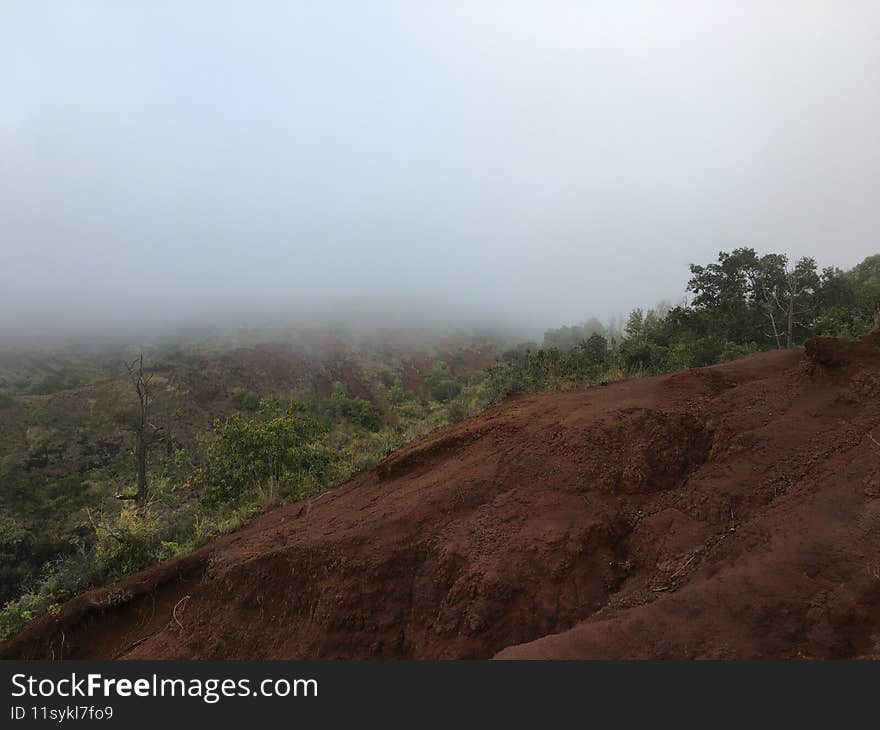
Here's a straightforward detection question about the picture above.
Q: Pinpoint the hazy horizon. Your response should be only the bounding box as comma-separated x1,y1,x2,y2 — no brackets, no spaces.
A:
2,1,879,340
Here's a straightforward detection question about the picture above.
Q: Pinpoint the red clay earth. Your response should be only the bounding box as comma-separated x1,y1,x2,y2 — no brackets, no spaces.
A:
4,332,880,660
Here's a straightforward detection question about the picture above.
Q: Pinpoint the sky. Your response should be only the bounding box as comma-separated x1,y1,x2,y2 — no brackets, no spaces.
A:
1,1,879,338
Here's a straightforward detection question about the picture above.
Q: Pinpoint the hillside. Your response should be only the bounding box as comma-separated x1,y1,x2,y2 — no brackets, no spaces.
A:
0,332,502,623
3,330,879,659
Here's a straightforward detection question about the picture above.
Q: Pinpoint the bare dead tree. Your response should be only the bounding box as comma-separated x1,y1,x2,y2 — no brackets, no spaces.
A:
746,265,783,349
774,266,813,349
117,352,154,506
753,273,783,349
752,258,817,349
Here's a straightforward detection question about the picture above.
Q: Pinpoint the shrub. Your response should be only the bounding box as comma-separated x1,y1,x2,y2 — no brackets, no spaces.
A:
425,363,463,402
229,387,260,412
198,398,338,506
566,334,610,380
447,400,468,423
312,383,383,431
0,597,37,641
92,507,177,578
0,547,96,641
25,426,56,453
331,388,382,431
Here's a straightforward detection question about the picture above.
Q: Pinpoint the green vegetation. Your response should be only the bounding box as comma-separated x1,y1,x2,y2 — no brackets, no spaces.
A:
484,250,880,398
1,250,878,640
425,362,462,402
198,398,338,506
0,356,471,639
306,383,383,432
542,318,606,351
229,386,260,412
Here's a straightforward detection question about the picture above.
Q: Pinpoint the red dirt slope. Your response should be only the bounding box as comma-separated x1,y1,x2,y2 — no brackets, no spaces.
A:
4,333,880,660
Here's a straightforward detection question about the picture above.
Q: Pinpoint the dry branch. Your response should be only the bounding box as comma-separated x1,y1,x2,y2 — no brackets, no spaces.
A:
173,595,191,629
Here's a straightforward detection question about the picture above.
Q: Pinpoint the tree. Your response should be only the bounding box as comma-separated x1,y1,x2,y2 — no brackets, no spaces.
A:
779,257,819,347
687,248,764,344
750,255,818,348
687,248,818,348
624,308,646,344
846,254,880,330
565,333,609,380
746,252,787,348
425,362,462,403
198,398,336,506
542,318,606,351
582,332,609,366
117,353,154,506
618,308,657,371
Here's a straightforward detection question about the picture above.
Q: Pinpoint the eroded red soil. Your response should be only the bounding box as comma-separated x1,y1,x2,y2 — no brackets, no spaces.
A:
4,333,880,659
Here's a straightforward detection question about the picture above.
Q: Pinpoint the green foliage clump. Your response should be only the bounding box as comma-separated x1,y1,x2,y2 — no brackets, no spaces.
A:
229,386,260,412
0,540,99,641
425,362,463,402
310,383,383,431
0,466,95,605
92,507,179,577
0,596,38,641
377,370,413,406
810,256,880,337
0,506,184,641
567,333,611,379
484,333,615,401
198,397,338,506
0,392,14,409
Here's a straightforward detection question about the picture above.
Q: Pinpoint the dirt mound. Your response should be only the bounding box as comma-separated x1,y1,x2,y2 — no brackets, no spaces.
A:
4,334,880,660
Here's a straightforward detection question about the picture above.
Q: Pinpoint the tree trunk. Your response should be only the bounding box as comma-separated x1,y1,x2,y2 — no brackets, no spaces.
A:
767,311,782,349
786,292,795,348
125,352,151,507
136,430,148,506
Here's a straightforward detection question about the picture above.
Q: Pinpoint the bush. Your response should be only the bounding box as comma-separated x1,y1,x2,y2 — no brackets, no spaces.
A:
485,363,529,401
93,507,177,578
332,390,382,431
312,383,383,431
425,362,463,402
0,547,95,641
376,370,416,406
0,597,38,641
198,398,338,506
0,507,181,641
229,387,260,412
0,392,14,409
447,400,468,423
25,426,56,453
566,334,610,379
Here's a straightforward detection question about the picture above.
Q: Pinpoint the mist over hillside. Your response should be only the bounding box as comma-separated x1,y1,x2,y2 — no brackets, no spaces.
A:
0,296,529,353
3,2,880,339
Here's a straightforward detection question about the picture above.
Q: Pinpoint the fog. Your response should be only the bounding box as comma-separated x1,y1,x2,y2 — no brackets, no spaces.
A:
2,1,879,340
